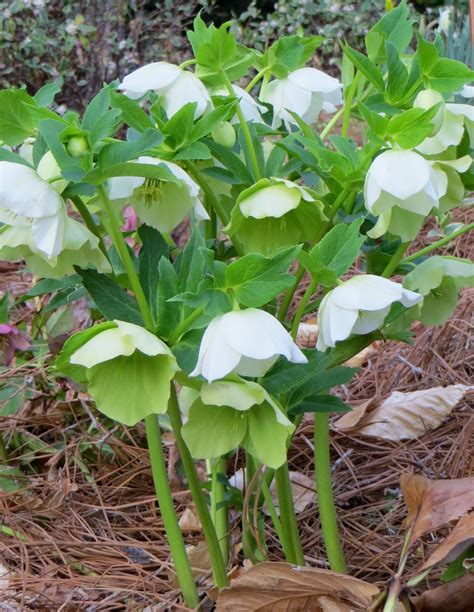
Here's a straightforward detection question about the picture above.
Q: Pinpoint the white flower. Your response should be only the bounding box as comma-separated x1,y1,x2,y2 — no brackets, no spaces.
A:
261,67,342,129
238,177,314,219
364,149,446,239
414,89,473,155
107,155,209,232
118,62,212,119
460,85,474,98
70,319,177,368
438,8,452,35
212,84,266,123
0,160,66,257
317,275,422,351
190,308,307,382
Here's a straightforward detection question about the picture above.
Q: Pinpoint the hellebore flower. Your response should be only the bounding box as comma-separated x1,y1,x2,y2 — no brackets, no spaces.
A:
0,160,67,258
107,156,209,232
0,323,29,366
118,62,212,119
181,379,294,468
414,89,472,155
364,149,446,241
226,177,326,255
190,307,307,383
69,320,179,426
261,67,342,129
212,84,266,123
316,275,422,351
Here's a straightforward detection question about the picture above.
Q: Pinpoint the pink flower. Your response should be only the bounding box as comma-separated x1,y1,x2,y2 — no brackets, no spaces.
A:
121,206,138,233
0,324,30,366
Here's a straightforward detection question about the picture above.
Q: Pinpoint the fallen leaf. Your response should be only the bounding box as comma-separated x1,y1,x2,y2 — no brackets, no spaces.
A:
412,572,474,612
419,513,474,571
296,320,318,348
179,506,202,532
401,474,474,545
335,385,472,440
343,343,378,368
169,541,211,587
216,562,379,611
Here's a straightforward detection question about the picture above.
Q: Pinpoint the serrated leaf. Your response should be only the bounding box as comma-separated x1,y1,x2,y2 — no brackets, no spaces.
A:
344,46,385,92
110,91,155,132
138,225,168,319
0,88,37,146
97,129,162,167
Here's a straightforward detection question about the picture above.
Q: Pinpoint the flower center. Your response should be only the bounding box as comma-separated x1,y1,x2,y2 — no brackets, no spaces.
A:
137,179,164,208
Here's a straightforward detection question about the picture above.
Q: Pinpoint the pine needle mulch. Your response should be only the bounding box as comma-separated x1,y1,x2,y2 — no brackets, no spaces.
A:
0,221,472,609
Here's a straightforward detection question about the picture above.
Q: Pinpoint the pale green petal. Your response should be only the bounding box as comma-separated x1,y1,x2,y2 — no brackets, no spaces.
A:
245,402,293,468
70,327,135,368
240,184,301,219
201,380,266,411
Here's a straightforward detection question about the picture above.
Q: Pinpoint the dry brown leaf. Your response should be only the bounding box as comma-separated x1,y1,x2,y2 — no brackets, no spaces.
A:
344,343,379,368
335,385,472,440
401,474,474,544
169,541,211,587
419,513,474,571
216,562,379,611
296,320,318,348
412,572,474,612
179,506,202,532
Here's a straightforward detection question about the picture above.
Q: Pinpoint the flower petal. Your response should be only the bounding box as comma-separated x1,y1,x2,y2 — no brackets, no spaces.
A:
70,327,136,368
239,183,301,219
118,62,181,97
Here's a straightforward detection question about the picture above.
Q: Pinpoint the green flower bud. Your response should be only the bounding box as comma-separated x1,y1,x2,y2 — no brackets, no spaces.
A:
211,121,236,148
67,135,90,158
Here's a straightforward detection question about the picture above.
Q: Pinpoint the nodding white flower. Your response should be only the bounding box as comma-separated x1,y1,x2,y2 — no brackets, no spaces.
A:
261,67,342,129
118,62,212,119
190,308,307,382
71,320,177,369
226,177,325,255
213,84,266,123
438,7,452,35
317,275,422,351
414,89,473,155
364,149,446,240
0,160,67,258
107,156,209,232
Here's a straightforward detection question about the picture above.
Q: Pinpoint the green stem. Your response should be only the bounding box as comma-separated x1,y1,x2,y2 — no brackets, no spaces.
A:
168,307,205,345
185,161,245,256
97,185,199,605
210,457,229,563
261,478,285,545
274,463,304,565
222,73,262,180
400,222,474,264
320,106,345,140
178,59,197,69
70,195,109,258
278,265,305,322
341,73,361,138
0,435,8,462
290,279,317,339
245,67,271,92
145,415,199,608
97,185,155,329
168,387,229,588
314,413,346,573
381,242,410,278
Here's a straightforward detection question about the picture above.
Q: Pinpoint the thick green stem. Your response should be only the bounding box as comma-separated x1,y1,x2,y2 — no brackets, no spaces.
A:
145,415,199,608
401,222,474,264
278,265,305,322
222,73,262,180
245,67,271,93
290,279,317,339
210,457,229,563
341,73,361,138
97,186,199,605
381,242,410,278
97,185,155,329
168,387,229,589
320,106,345,140
242,453,266,562
314,413,346,573
168,307,205,345
274,463,305,565
70,195,109,258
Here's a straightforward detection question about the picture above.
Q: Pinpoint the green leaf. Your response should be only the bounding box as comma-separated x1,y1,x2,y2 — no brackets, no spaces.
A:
76,268,143,325
386,41,409,103
190,99,237,141
289,394,352,415
367,0,413,61
85,161,179,185
416,35,438,75
138,225,169,319
175,227,208,294
289,365,357,407
156,257,181,337
174,141,212,161
441,544,474,582
38,119,87,181
387,105,440,149
303,220,365,284
426,58,474,93
110,91,155,132
0,88,37,146
344,46,385,92
0,148,32,167
182,401,247,458
257,35,323,78
172,328,204,373
97,129,163,167
262,349,327,396
225,246,300,307
34,81,62,107
87,351,176,425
